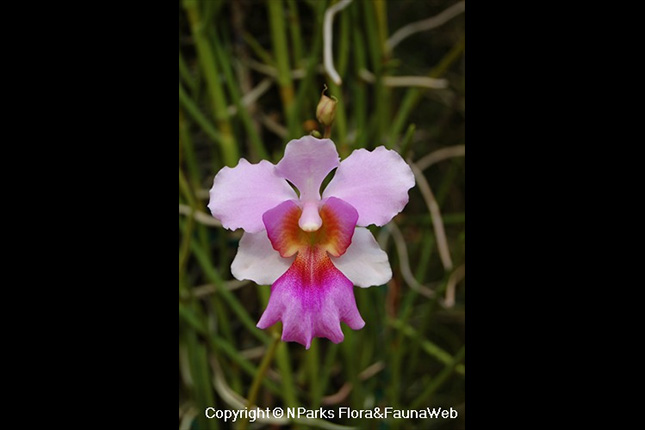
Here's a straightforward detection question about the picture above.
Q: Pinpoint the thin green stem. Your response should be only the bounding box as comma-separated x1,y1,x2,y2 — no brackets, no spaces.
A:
373,0,388,56
179,111,212,263
293,0,326,124
316,342,339,405
324,3,349,147
190,239,271,345
336,1,350,78
286,0,304,67
212,30,268,160
238,333,281,430
341,329,361,408
363,0,389,145
179,84,224,146
183,0,239,166
307,338,320,408
267,0,298,138
185,324,219,430
350,4,368,149
257,284,299,409
242,32,276,67
178,302,282,395
414,228,436,283
436,159,462,206
178,112,199,191
407,273,453,377
389,38,465,144
179,49,196,92
410,346,465,409
388,319,465,375
325,80,347,150
323,125,331,139
399,123,416,156
178,169,196,277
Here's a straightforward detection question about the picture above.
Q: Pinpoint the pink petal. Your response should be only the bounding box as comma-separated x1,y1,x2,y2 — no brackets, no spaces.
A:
322,146,415,227
262,200,303,258
275,136,340,201
208,159,297,233
257,247,365,349
262,197,358,259
319,197,358,257
230,231,294,285
332,227,392,288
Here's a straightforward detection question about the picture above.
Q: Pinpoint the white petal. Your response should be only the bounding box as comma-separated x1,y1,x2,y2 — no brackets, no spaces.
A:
231,231,294,285
331,227,392,288
208,159,297,233
322,146,415,227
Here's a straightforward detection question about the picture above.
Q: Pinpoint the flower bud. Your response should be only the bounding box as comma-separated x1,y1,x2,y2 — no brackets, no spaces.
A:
316,93,338,127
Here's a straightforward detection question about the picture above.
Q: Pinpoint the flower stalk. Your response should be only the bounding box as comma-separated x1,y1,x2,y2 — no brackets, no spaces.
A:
238,332,281,430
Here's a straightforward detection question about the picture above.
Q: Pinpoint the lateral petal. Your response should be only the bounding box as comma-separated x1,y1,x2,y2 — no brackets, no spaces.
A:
208,159,297,233
230,231,294,285
332,227,392,288
322,146,415,227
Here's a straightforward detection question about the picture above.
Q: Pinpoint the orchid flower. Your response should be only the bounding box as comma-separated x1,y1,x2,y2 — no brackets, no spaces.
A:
208,136,415,349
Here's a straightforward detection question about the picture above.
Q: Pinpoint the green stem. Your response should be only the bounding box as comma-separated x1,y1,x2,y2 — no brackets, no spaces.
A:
388,319,465,375
257,285,299,409
399,123,416,156
178,169,196,277
307,338,320,408
325,81,347,151
212,30,268,160
267,0,298,137
275,349,300,409
178,112,199,194
316,342,339,406
190,239,271,345
373,0,389,57
293,0,325,124
178,301,282,395
242,32,276,67
238,333,281,430
389,38,465,144
350,4,368,148
341,330,361,408
184,322,219,430
183,0,239,167
363,0,389,145
179,84,224,147
179,49,196,92
410,346,465,409
286,0,304,67
336,1,350,78
179,111,212,263
407,272,455,378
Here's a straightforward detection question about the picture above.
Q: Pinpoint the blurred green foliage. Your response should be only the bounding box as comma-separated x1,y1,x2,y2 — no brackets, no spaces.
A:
179,1,465,429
